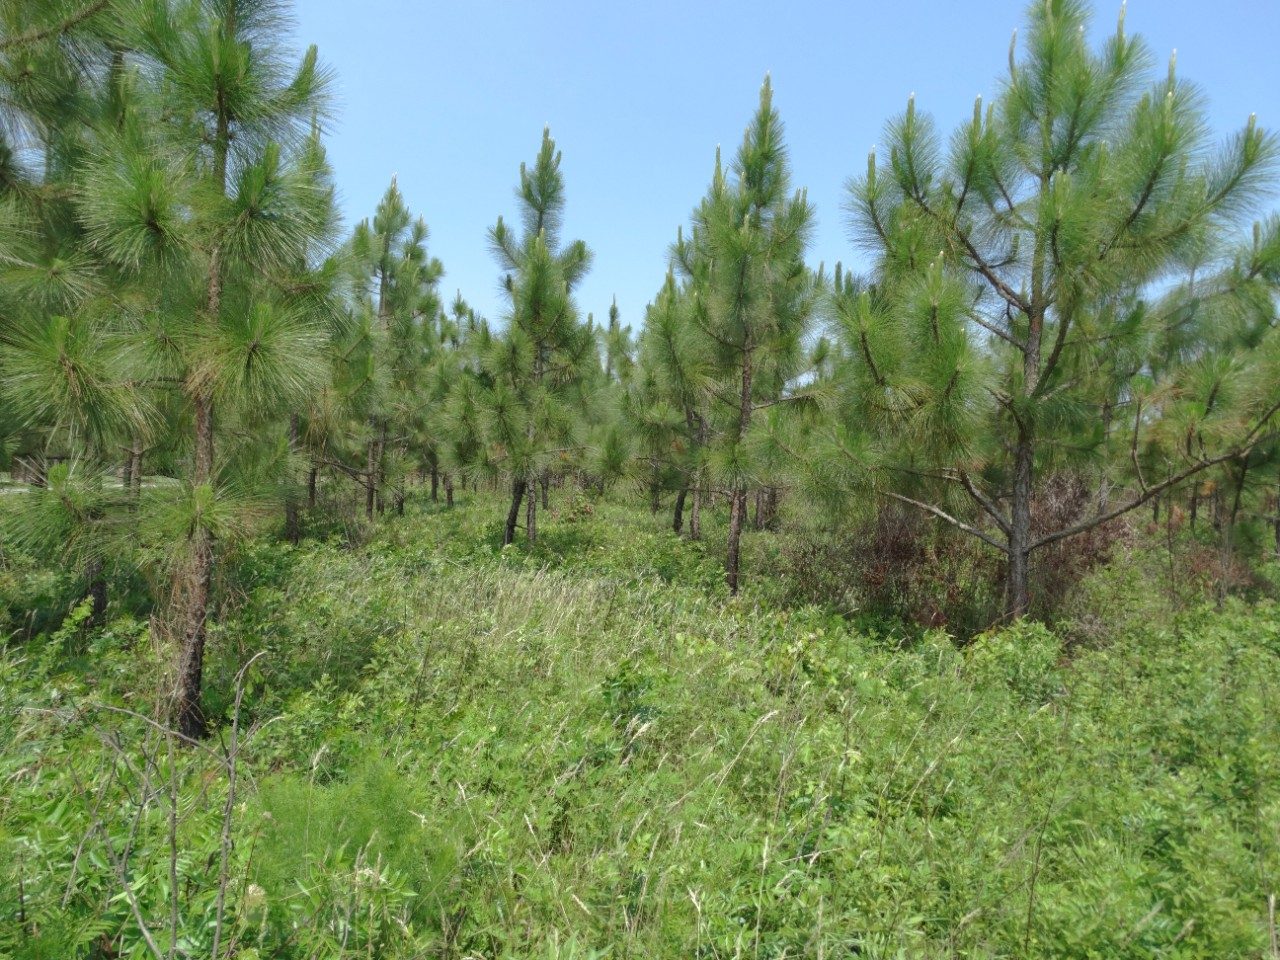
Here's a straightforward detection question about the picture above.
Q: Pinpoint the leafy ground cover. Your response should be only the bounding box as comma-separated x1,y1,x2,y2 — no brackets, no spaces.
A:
3,494,1279,958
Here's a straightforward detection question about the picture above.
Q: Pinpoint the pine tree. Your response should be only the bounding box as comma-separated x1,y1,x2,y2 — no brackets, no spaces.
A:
603,296,634,384
345,178,445,518
481,127,593,545
843,0,1280,617
674,77,817,593
0,0,150,624
76,0,336,737
635,272,712,536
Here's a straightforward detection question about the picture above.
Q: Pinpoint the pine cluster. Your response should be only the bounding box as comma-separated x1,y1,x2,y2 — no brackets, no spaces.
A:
2,0,1279,735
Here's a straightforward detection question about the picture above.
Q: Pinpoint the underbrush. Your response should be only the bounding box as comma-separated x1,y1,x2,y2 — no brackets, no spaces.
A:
3,494,1279,957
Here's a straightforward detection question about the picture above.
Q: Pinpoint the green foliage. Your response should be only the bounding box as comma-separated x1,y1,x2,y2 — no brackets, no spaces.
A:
1,1,1279,957
4,495,1280,958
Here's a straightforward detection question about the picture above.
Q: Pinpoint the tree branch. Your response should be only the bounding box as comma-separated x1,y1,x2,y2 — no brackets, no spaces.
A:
1032,412,1280,551
881,489,1008,552
957,470,1012,535
0,0,111,51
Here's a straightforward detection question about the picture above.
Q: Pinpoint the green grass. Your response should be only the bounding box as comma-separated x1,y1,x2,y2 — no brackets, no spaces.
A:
3,492,1280,958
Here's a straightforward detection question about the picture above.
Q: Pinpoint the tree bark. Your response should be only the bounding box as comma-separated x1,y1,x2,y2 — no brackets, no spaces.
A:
430,464,439,503
444,473,454,508
725,349,755,595
764,486,780,531
128,439,142,497
284,414,301,544
176,92,230,741
1002,176,1049,621
178,388,215,740
504,478,525,546
307,465,318,508
525,475,538,544
364,428,378,521
1006,427,1034,619
673,488,687,535
1219,458,1248,602
687,416,707,542
1097,400,1113,512
689,482,702,541
727,489,747,595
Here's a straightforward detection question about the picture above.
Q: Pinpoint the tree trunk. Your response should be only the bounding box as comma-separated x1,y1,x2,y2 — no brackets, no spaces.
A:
375,426,388,515
1003,199,1048,621
727,489,747,595
1097,400,1113,512
128,439,142,497
307,465,318,508
176,100,229,740
444,473,454,508
430,464,439,503
725,350,755,595
1005,427,1034,619
525,475,537,544
540,474,549,510
764,487,780,531
650,470,661,515
687,415,707,542
365,430,378,521
1219,458,1249,602
504,478,525,546
177,389,215,741
689,481,702,541
284,414,301,545
673,488,687,535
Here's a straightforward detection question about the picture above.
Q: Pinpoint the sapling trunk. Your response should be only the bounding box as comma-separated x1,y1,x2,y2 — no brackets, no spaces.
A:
284,414,301,544
689,481,702,541
525,475,537,543
1219,458,1249,602
725,348,754,595
503,478,525,545
727,489,747,595
129,439,142,496
1006,429,1034,619
365,429,378,521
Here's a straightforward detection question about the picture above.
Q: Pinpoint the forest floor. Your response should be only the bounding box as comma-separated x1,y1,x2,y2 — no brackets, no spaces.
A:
3,490,1280,958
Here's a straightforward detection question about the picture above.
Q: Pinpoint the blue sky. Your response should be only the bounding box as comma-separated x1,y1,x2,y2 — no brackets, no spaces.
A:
293,0,1280,331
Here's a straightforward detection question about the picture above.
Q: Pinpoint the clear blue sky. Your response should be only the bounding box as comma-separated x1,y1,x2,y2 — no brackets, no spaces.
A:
293,0,1280,331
